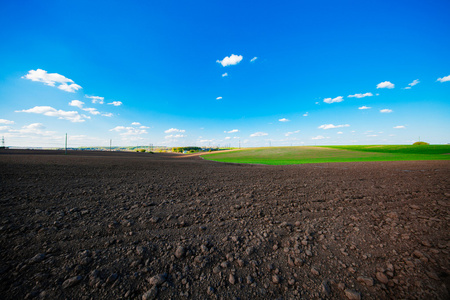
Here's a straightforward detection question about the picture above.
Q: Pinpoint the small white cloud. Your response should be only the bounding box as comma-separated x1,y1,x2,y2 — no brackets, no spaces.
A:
380,109,393,113
216,96,222,100
408,79,419,87
222,73,228,77
224,137,231,140
216,54,243,67
404,87,411,90
377,81,395,89
108,101,122,106
0,119,14,124
437,75,450,83
393,125,406,129
303,112,308,117
22,69,82,93
285,130,300,137
83,107,100,115
250,57,257,62
69,100,85,109
165,128,186,133
348,92,373,98
140,125,149,129
250,132,268,137
16,106,87,122
86,95,104,104
318,124,350,130
110,126,147,136
131,122,141,125
165,134,185,139
279,118,290,122
324,96,344,104
101,113,113,117
367,134,378,137
225,129,239,133
312,135,325,140
337,131,343,134
358,106,371,110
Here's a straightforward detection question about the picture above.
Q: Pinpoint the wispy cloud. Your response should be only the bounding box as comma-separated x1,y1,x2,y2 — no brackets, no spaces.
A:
380,109,393,113
303,112,308,117
110,126,148,136
225,129,239,133
324,96,344,104
216,96,222,100
0,119,14,124
437,75,450,83
131,122,141,125
22,69,81,93
404,79,419,89
216,54,243,67
337,131,343,134
377,81,395,89
165,134,185,139
393,125,406,129
165,128,186,133
85,95,104,104
69,100,105,116
312,135,325,140
250,57,257,62
348,92,373,98
222,73,228,77
108,101,122,106
285,130,300,137
278,118,290,122
358,106,371,110
318,124,350,130
250,132,268,137
16,106,88,122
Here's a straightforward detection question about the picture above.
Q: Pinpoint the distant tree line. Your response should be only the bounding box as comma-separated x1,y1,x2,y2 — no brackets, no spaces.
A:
172,146,202,153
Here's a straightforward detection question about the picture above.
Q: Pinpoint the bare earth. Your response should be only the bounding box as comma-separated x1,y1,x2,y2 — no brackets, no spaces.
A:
0,150,449,299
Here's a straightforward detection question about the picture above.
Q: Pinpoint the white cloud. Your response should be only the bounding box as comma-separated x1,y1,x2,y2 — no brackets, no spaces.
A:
165,134,185,139
337,131,343,134
222,73,228,77
216,54,243,67
86,95,104,104
225,129,239,133
380,109,393,113
108,101,122,106
16,106,87,122
324,96,344,104
0,126,11,131
69,100,85,109
285,130,300,137
0,119,14,124
348,92,373,98
312,135,325,140
140,125,149,129
367,134,378,137
377,81,395,89
358,106,371,110
303,112,308,117
22,69,82,93
165,128,186,133
318,124,350,130
69,100,104,115
110,126,147,136
131,122,141,125
224,137,231,140
216,96,222,100
437,75,450,83
393,125,406,129
408,79,419,87
250,57,257,62
279,118,290,122
250,132,268,137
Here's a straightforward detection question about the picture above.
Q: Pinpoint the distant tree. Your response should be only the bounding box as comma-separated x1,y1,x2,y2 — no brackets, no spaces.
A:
413,141,429,145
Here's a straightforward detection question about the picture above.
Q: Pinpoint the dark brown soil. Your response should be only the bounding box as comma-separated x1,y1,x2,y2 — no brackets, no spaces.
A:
0,150,449,299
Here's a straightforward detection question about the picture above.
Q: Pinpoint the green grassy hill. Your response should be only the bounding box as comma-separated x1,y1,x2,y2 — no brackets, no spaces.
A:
201,145,450,165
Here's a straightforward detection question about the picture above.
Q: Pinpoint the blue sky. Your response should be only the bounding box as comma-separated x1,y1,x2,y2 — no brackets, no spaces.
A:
0,0,449,148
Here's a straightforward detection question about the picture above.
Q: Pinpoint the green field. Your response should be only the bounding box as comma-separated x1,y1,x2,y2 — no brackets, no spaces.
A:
201,145,450,165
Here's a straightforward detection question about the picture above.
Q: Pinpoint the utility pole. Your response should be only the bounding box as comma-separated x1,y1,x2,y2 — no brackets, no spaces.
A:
110,139,112,151
65,133,68,155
